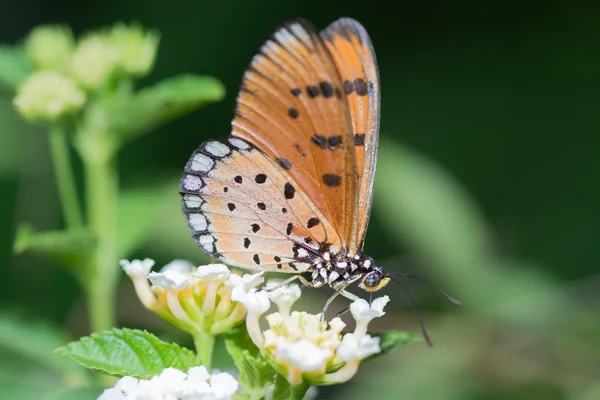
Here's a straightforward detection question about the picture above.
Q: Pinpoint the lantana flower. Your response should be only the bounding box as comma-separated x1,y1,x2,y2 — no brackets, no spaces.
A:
13,71,86,122
233,279,388,386
121,259,248,337
98,366,238,400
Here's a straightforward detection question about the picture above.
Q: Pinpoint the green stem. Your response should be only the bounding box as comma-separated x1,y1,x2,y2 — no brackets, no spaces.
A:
85,152,119,332
290,383,310,400
49,126,83,228
194,333,215,369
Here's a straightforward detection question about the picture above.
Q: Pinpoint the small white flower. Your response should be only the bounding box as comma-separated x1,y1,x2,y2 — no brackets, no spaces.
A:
228,271,264,289
350,295,390,325
161,259,195,275
98,367,239,400
231,287,270,313
13,71,86,122
265,279,301,316
120,258,155,277
209,372,240,398
194,264,230,281
337,333,381,362
156,367,187,391
186,365,210,382
148,270,191,290
277,339,328,372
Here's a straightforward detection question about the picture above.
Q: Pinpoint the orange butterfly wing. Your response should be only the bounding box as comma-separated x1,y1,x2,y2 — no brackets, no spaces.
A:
231,20,358,247
180,137,340,273
321,18,381,252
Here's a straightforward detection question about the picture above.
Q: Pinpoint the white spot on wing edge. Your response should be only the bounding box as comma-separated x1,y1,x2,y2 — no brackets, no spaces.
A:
191,153,214,172
183,194,203,209
289,23,310,45
188,213,208,232
228,137,250,150
183,175,204,192
204,141,230,157
198,234,215,253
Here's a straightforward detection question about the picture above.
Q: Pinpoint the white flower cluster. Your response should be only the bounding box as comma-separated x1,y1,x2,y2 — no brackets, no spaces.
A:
98,366,238,400
232,277,388,385
120,259,262,336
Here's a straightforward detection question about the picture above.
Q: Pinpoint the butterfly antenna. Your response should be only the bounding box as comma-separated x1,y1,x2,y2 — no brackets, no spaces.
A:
388,272,461,307
389,277,434,347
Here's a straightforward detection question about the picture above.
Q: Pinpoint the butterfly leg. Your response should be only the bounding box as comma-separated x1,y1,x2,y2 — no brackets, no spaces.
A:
324,289,361,320
265,275,300,292
320,286,350,320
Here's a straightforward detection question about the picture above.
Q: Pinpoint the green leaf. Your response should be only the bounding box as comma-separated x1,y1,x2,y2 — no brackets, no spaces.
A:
109,74,225,143
0,45,33,90
13,224,95,273
118,185,169,259
225,326,275,400
366,330,422,362
0,312,90,382
54,328,197,379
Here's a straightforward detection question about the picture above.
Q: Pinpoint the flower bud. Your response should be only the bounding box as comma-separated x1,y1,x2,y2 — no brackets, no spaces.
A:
25,25,75,71
13,71,86,122
69,34,119,90
108,23,159,77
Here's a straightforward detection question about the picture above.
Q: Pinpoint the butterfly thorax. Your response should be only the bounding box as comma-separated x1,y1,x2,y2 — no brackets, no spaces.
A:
310,250,376,291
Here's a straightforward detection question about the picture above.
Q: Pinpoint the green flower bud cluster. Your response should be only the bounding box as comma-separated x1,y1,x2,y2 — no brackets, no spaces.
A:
14,23,159,123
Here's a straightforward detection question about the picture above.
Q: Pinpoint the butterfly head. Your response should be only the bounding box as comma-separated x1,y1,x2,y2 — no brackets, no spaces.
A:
358,263,390,292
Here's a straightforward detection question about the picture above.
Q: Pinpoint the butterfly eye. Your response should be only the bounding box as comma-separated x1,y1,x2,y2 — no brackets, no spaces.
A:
360,271,390,292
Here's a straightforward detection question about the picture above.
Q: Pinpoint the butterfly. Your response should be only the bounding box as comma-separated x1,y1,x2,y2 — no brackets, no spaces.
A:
180,18,459,344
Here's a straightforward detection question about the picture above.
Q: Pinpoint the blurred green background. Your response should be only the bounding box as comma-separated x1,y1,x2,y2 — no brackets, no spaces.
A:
1,1,599,399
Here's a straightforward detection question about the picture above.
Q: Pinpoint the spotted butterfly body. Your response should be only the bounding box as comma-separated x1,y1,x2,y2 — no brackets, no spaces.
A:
180,18,388,293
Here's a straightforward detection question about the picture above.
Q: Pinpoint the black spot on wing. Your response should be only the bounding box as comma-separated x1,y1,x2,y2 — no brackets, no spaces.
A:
311,134,327,148
328,135,342,149
255,174,267,184
227,203,236,211
291,88,302,96
319,81,333,98
257,202,266,210
284,183,295,199
276,157,292,170
354,78,368,96
286,223,293,235
251,223,260,233
244,238,251,248
253,254,261,265
306,85,319,98
354,133,366,146
307,217,320,228
234,175,243,184
288,107,299,119
323,174,342,187
343,79,354,95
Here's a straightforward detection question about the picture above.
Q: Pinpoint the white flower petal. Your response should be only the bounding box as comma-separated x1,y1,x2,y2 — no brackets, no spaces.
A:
161,259,195,275
193,264,230,281
337,333,381,362
371,295,390,313
209,372,239,397
241,271,265,289
148,270,191,290
231,286,270,313
265,279,301,313
276,339,327,372
120,258,154,277
186,365,210,382
350,295,389,324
